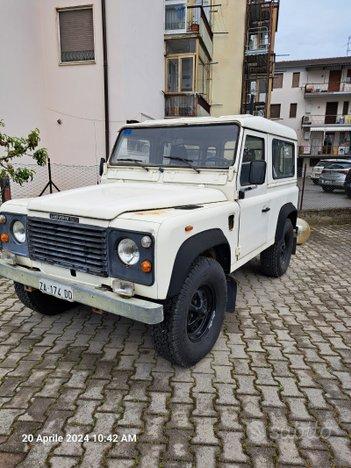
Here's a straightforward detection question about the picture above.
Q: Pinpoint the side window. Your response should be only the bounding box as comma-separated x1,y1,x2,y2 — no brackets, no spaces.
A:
240,135,265,186
272,139,295,179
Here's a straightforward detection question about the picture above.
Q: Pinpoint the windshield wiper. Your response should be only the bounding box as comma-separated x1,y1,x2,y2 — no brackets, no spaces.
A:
164,156,200,174
116,158,150,172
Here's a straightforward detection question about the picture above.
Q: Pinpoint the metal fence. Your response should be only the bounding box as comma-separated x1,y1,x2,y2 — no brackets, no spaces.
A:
7,161,351,212
298,163,351,211
10,161,99,199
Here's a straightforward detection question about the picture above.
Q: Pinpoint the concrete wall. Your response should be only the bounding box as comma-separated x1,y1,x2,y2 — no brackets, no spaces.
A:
270,67,307,141
0,0,164,171
211,0,246,116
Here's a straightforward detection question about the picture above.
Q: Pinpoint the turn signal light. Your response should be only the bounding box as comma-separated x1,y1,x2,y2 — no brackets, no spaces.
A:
140,260,152,273
0,233,9,243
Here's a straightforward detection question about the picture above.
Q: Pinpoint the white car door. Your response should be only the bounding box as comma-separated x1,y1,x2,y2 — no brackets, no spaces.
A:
237,130,271,259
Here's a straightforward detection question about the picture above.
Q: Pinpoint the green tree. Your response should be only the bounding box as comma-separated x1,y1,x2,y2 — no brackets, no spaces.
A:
0,119,48,186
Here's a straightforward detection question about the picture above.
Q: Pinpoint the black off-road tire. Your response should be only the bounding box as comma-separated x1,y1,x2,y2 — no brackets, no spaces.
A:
152,257,227,367
312,179,319,185
14,282,75,316
322,186,334,193
260,218,294,278
346,188,351,198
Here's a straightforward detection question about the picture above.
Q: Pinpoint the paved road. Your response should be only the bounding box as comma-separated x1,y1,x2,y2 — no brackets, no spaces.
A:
0,224,351,467
299,177,351,210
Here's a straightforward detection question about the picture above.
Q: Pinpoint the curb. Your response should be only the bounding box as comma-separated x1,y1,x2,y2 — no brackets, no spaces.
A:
300,207,351,226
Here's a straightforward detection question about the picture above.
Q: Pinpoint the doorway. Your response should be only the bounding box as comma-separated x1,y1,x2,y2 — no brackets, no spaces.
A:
325,102,338,124
328,70,341,92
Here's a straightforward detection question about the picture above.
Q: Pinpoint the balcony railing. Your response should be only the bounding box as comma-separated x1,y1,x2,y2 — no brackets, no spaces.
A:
302,114,351,126
165,93,210,117
299,144,351,157
165,5,213,56
305,81,351,95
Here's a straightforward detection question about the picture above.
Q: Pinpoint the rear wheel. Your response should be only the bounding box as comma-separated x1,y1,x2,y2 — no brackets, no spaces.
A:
152,257,226,367
322,186,334,193
260,218,294,278
14,282,75,316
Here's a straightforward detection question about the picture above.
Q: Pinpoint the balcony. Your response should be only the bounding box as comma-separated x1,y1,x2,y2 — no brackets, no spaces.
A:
245,28,269,56
299,144,351,157
165,5,213,56
302,114,351,128
305,81,351,97
165,93,210,117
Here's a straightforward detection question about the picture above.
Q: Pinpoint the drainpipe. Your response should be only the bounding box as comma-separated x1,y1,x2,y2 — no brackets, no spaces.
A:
101,0,110,159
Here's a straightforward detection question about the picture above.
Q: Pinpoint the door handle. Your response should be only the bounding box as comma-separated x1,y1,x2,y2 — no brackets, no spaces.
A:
262,207,270,213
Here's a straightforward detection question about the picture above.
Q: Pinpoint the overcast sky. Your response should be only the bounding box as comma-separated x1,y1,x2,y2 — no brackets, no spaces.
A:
275,0,351,61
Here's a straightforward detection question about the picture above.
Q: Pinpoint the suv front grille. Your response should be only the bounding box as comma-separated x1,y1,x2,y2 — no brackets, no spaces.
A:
27,217,108,277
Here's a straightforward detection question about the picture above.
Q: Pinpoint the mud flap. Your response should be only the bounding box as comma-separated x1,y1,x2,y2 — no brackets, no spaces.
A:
226,276,237,313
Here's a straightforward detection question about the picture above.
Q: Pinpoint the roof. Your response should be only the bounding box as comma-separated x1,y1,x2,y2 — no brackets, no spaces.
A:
276,56,351,70
124,115,297,141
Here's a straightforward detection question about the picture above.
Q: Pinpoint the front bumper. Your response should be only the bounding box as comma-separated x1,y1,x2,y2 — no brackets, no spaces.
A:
0,261,163,325
320,179,345,188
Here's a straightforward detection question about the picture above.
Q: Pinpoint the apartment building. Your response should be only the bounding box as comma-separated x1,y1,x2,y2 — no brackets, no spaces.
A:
0,0,164,171
164,0,280,118
271,57,351,169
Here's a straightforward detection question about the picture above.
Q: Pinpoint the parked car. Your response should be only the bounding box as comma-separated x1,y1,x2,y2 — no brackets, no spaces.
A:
0,116,299,367
319,161,351,192
345,168,351,198
310,158,351,185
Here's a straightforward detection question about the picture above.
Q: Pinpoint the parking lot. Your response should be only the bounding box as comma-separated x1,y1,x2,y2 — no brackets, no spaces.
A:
0,223,350,467
299,177,351,210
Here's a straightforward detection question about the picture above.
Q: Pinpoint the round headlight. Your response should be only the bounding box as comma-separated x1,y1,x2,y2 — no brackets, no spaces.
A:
117,238,140,265
12,220,26,243
141,235,152,248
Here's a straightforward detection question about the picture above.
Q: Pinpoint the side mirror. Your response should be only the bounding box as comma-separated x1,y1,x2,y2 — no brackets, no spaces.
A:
249,160,266,185
99,157,106,176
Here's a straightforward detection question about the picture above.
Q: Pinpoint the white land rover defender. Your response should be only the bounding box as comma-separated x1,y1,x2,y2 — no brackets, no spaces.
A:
0,116,298,367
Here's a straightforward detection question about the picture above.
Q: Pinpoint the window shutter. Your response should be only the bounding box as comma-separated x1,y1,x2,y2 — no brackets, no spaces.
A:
273,73,283,89
59,8,95,62
270,104,281,119
292,72,300,88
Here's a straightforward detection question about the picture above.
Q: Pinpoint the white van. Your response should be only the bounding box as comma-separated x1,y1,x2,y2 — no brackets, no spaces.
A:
0,115,298,367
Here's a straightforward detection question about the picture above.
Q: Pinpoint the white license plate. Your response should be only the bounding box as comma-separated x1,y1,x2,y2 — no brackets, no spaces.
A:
39,279,74,302
322,180,332,185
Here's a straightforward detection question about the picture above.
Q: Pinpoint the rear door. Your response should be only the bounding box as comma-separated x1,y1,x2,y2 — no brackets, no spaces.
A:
237,130,270,259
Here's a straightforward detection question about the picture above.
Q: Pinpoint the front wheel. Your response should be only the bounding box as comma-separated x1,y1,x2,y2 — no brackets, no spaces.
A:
152,257,226,367
345,188,351,198
14,282,75,316
312,179,319,185
260,218,294,278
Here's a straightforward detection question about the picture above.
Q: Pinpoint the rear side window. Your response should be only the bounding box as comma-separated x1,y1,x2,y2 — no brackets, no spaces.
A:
272,139,295,179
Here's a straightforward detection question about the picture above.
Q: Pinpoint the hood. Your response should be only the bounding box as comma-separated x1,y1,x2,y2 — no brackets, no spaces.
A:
27,182,227,220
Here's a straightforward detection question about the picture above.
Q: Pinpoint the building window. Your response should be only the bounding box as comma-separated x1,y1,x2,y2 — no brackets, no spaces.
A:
270,104,281,119
292,72,300,88
166,56,194,93
58,7,94,63
273,73,283,89
165,1,186,33
272,139,295,179
289,103,297,118
343,101,349,115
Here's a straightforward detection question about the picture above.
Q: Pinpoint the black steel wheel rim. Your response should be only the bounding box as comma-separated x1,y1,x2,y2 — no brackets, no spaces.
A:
187,285,216,342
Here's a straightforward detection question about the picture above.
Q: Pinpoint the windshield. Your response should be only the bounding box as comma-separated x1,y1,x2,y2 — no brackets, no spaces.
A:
109,124,239,169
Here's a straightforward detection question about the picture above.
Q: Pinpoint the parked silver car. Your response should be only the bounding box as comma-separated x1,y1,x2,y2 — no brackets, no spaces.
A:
319,161,351,192
310,159,351,185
